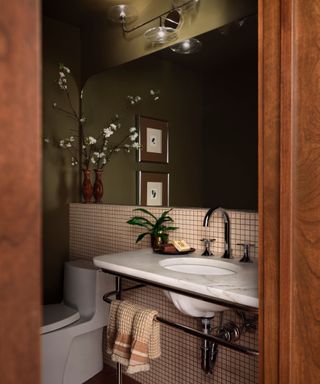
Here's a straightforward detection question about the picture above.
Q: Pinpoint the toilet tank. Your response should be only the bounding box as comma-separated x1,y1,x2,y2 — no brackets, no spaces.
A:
63,260,99,319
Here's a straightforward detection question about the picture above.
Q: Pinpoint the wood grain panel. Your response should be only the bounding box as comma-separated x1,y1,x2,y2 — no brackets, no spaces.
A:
289,0,320,382
279,0,294,382
0,1,41,383
261,0,320,382
258,1,281,383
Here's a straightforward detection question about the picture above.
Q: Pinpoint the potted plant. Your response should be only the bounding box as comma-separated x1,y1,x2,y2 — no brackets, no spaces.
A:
127,208,178,250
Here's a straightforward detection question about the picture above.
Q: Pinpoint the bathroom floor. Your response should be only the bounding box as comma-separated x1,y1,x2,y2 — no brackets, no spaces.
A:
85,365,139,384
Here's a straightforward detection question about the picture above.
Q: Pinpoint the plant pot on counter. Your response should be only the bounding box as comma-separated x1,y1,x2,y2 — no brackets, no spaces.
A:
151,234,169,250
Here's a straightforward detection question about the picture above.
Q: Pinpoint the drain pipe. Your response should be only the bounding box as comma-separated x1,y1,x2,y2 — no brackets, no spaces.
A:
200,318,218,374
200,316,248,374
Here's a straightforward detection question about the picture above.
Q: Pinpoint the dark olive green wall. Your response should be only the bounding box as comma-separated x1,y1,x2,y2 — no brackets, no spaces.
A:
83,55,206,207
42,17,81,303
83,52,258,209
203,64,258,209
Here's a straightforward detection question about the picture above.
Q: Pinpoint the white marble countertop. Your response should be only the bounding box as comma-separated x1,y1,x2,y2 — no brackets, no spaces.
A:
93,248,258,310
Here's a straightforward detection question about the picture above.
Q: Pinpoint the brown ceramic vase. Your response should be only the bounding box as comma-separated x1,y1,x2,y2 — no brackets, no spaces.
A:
93,169,104,203
82,169,93,203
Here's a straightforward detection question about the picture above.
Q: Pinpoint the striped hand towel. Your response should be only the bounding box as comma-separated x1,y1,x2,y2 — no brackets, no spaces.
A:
106,300,121,355
111,301,138,366
127,308,160,374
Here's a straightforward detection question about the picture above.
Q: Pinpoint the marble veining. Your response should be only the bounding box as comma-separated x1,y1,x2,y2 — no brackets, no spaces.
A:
93,248,258,309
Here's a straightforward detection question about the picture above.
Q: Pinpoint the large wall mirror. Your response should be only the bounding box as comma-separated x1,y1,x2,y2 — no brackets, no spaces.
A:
82,14,258,210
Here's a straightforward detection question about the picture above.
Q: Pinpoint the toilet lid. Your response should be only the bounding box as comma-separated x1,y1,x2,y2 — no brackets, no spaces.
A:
41,304,80,335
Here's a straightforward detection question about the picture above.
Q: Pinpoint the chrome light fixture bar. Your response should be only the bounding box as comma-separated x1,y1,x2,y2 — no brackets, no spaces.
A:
108,0,200,44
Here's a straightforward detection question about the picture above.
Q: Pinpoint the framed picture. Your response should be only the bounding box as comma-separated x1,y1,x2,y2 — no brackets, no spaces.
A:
138,115,169,163
138,171,169,206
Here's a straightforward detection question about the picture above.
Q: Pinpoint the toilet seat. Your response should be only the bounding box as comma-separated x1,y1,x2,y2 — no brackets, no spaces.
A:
41,304,80,334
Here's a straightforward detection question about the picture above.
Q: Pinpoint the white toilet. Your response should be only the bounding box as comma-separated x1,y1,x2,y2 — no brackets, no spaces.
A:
41,259,114,384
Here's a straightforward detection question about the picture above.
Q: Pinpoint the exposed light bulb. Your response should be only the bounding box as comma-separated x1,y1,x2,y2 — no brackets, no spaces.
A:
170,37,202,54
182,40,191,50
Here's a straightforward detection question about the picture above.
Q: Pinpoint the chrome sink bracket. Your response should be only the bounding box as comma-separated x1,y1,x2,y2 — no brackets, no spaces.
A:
115,276,122,384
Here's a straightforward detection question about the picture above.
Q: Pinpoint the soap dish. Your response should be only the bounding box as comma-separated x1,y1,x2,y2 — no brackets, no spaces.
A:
153,247,196,255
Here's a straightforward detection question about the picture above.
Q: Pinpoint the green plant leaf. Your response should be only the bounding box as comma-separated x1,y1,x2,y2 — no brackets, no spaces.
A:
159,209,172,220
136,232,150,243
133,208,157,222
162,226,179,231
127,216,154,228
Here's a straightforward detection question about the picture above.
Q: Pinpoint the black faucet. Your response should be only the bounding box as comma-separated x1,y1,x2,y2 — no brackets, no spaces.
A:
202,207,231,258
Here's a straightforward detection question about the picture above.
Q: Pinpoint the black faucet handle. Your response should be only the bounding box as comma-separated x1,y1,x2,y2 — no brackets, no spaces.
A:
237,243,255,263
201,238,216,256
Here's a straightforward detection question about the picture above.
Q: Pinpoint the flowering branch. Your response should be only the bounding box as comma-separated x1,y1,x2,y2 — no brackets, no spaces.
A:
47,63,160,171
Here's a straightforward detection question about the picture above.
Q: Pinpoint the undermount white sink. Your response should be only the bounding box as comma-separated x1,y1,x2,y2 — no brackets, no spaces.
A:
159,258,240,318
159,257,239,276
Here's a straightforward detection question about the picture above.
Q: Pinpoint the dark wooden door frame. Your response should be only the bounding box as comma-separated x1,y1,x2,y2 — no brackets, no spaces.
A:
259,0,320,383
0,1,41,383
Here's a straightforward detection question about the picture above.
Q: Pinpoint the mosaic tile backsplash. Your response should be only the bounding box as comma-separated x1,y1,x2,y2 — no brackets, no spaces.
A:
69,204,259,384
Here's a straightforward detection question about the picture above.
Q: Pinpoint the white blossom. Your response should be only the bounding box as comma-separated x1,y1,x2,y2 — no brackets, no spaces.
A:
99,153,106,158
131,142,140,149
93,152,99,157
62,65,70,73
91,157,96,164
44,137,50,144
150,89,160,101
114,148,121,152
69,136,75,142
88,136,96,144
110,123,117,130
130,132,138,141
80,116,86,123
103,128,114,138
129,127,136,133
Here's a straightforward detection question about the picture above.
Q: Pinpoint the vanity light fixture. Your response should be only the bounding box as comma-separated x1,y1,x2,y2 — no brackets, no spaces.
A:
108,4,138,24
144,26,178,45
170,37,202,54
172,0,200,11
108,0,200,45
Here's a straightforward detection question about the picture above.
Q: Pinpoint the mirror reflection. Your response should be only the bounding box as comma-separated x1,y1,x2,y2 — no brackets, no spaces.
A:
82,15,258,210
